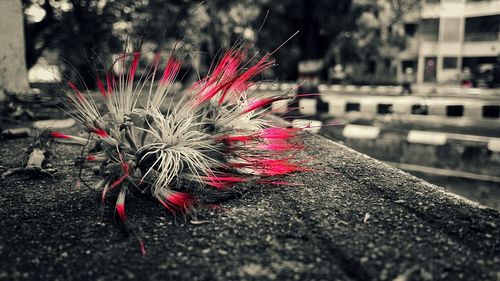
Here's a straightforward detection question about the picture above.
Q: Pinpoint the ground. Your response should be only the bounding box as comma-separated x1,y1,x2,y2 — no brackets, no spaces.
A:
0,102,499,281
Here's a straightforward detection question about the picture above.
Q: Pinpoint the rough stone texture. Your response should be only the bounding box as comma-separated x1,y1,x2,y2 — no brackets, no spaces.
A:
0,133,499,281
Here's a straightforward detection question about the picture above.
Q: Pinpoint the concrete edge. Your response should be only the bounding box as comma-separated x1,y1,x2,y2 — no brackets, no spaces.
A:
319,134,494,211
266,114,495,212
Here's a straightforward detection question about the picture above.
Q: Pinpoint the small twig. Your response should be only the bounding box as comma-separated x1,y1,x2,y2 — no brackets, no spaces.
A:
76,134,94,189
2,135,57,179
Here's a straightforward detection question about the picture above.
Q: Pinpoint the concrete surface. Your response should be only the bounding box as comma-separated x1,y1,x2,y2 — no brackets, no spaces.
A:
0,134,499,281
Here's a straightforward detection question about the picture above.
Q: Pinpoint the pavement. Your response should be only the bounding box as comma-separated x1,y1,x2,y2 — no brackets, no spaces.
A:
0,131,499,281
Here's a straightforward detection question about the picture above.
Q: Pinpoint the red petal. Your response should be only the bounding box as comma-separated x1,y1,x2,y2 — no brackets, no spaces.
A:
115,188,127,223
86,154,97,161
67,81,85,101
139,239,146,256
260,127,300,139
242,96,289,114
205,175,247,189
96,76,107,97
258,141,304,151
50,131,71,139
92,128,109,138
160,58,181,85
128,52,141,85
159,192,194,213
218,55,274,105
217,134,255,143
110,174,127,189
106,73,114,94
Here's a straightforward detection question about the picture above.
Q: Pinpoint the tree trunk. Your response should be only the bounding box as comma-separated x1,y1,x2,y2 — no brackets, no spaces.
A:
0,0,30,94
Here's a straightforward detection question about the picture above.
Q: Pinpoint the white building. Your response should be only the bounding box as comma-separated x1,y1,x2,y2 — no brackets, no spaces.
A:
399,0,500,84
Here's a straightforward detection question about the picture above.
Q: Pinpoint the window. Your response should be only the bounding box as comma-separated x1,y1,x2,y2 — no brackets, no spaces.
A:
412,104,429,115
446,105,464,117
404,23,417,37
420,19,440,41
483,105,500,118
443,57,458,69
384,59,391,68
377,104,393,114
367,60,376,74
345,102,360,112
462,146,482,160
464,15,500,42
317,99,329,114
402,60,417,71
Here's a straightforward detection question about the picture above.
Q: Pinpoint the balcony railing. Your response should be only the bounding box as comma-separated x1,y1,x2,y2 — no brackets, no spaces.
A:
464,32,499,42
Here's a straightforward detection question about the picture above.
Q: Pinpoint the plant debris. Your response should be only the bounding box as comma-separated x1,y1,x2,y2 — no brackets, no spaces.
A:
2,131,57,179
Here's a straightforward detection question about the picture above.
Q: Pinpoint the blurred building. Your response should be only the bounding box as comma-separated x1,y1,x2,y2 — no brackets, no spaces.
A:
399,0,500,84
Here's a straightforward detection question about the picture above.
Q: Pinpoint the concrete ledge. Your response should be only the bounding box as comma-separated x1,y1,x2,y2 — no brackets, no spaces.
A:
322,124,500,178
295,96,500,121
0,134,499,280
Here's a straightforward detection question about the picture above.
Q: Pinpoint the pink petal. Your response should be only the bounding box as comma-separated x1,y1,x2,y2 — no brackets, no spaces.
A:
115,187,127,223
67,81,85,101
96,76,107,97
160,58,181,85
128,52,141,85
50,131,71,139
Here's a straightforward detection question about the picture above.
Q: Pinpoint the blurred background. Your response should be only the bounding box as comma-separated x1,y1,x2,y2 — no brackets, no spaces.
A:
21,0,500,87
19,0,422,86
1,0,499,208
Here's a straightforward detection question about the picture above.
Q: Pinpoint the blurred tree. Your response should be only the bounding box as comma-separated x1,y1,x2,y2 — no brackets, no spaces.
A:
56,0,127,87
195,0,262,76
23,0,58,69
330,0,420,84
0,0,30,94
22,0,259,86
132,0,261,78
132,0,199,43
22,0,358,83
255,0,352,80
24,0,416,85
22,0,135,87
